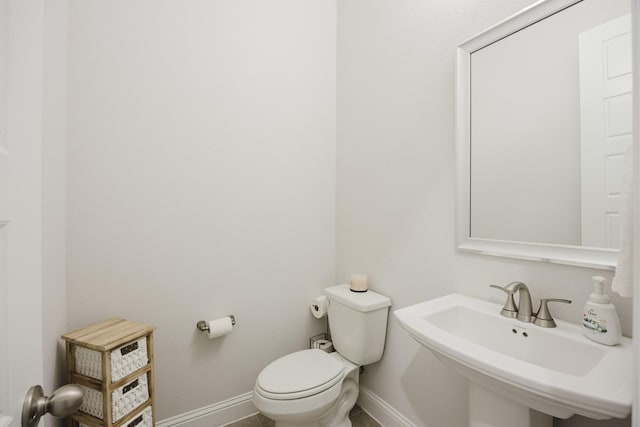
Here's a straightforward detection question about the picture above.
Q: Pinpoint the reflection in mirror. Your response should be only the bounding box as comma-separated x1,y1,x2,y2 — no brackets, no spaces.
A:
470,0,631,249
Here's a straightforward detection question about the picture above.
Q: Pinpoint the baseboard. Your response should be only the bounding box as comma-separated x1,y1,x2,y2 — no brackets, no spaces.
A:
156,392,256,427
157,385,415,427
357,385,417,427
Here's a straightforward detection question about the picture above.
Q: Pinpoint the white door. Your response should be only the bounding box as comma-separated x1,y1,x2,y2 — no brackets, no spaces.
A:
579,14,633,249
1,1,45,426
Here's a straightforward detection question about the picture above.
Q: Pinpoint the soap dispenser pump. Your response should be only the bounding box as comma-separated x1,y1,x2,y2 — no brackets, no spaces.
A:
582,276,621,345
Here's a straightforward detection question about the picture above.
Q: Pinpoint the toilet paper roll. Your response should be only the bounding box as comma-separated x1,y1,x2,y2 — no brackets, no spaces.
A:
207,317,234,339
312,339,334,353
310,296,329,319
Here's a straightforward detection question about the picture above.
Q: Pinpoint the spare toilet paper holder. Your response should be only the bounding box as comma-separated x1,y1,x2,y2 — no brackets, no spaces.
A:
196,315,236,333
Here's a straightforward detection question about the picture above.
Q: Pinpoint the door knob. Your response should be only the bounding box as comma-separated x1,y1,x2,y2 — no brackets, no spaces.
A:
22,384,83,427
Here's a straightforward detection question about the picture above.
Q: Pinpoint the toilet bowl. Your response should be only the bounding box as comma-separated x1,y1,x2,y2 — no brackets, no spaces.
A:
252,350,359,427
253,285,391,427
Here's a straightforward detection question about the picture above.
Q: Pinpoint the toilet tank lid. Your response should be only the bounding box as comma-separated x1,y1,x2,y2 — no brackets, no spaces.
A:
324,284,391,312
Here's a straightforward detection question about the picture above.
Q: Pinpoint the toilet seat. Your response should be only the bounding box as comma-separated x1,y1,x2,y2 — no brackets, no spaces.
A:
256,349,344,400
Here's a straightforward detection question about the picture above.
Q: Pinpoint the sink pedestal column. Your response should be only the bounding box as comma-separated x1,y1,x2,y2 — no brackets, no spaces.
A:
469,383,552,427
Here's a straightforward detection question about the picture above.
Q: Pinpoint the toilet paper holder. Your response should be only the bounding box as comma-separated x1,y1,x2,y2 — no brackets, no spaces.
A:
196,315,236,332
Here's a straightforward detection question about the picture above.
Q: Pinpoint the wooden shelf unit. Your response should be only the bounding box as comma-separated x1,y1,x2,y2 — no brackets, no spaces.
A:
62,318,157,427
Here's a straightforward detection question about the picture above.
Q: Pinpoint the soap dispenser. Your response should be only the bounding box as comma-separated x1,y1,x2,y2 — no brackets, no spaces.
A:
582,276,621,345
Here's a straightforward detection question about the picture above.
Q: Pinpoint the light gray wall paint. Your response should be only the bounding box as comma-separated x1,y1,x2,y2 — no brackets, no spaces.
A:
66,0,336,420
336,1,632,426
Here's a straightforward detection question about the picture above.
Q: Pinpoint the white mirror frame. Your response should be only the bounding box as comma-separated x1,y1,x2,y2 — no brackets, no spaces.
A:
455,0,619,271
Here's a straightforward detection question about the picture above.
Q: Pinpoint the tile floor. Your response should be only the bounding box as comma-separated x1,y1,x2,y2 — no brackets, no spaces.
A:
224,404,381,427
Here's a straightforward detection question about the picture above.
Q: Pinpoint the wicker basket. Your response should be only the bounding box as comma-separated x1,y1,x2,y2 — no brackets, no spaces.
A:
75,337,148,382
80,406,153,427
78,373,150,422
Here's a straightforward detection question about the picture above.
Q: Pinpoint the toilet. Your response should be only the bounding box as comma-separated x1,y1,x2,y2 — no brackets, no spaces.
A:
252,284,391,427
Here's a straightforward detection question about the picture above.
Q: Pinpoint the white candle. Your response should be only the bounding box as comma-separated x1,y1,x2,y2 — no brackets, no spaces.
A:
350,273,368,292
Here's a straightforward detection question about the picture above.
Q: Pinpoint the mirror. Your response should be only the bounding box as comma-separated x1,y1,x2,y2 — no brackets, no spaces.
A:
456,0,632,269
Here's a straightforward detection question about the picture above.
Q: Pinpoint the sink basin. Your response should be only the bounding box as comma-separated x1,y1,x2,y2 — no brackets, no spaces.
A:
394,293,632,421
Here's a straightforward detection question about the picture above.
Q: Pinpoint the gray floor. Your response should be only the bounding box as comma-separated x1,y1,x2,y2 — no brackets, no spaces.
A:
224,404,381,427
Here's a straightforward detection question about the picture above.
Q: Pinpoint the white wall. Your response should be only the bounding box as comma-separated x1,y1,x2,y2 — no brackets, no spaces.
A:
336,1,632,426
66,0,336,420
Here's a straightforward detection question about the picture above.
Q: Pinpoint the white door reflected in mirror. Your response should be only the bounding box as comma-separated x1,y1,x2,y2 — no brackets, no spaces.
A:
579,14,632,249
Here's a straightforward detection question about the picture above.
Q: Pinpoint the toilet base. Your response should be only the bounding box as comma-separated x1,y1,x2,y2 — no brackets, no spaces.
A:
254,352,361,427
272,376,358,427
324,376,358,427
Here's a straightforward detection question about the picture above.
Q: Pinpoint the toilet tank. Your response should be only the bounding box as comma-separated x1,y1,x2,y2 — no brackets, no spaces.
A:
324,284,391,366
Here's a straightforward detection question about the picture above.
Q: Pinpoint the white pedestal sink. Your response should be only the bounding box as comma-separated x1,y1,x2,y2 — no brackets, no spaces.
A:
394,294,632,426
469,383,551,427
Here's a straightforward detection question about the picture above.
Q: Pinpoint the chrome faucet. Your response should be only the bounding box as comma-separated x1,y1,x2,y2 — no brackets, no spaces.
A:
490,281,534,323
532,298,572,328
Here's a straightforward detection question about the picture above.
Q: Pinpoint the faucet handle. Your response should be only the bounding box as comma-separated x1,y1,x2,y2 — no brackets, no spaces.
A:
489,285,518,319
533,298,572,328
